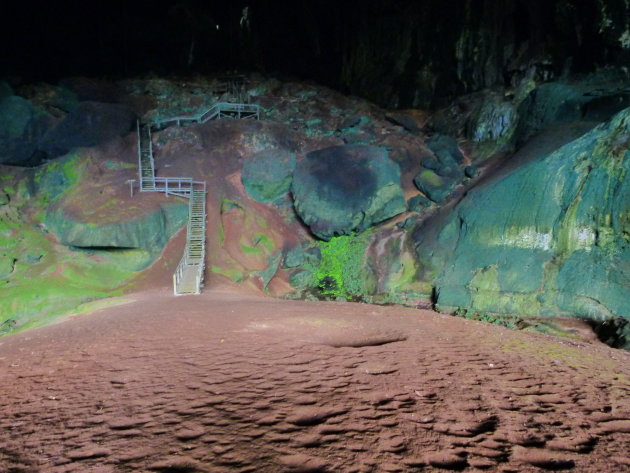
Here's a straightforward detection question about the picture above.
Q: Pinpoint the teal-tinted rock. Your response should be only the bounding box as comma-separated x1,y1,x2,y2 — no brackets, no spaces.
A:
242,149,296,203
0,96,38,139
464,165,478,178
289,269,315,290
284,244,321,268
258,251,282,289
414,135,465,203
414,169,453,203
40,101,136,159
421,157,440,171
417,107,630,321
292,145,406,240
426,135,464,164
407,194,432,212
45,202,188,267
0,95,52,166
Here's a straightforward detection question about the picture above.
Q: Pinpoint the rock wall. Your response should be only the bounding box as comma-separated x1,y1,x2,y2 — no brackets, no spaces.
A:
414,107,630,321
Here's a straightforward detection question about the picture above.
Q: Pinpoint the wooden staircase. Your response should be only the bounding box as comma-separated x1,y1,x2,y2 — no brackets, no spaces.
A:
173,188,207,295
137,123,156,191
131,98,260,295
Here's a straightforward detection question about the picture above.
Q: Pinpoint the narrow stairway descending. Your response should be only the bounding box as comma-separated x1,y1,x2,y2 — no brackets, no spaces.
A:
137,123,155,191
130,96,259,295
173,188,207,294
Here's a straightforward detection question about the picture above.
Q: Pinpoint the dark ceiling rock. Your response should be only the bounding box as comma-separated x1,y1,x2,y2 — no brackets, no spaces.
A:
292,145,406,240
58,77,125,104
4,1,627,110
335,0,630,109
39,101,136,159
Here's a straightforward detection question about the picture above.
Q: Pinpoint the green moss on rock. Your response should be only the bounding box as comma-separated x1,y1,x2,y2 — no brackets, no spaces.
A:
45,202,188,266
292,145,406,240
419,107,630,322
242,149,296,203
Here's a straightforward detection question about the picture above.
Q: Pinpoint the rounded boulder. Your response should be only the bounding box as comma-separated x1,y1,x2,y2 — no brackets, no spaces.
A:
291,145,406,240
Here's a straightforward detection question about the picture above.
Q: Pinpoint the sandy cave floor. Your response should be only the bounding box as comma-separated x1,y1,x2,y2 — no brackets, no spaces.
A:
0,285,629,473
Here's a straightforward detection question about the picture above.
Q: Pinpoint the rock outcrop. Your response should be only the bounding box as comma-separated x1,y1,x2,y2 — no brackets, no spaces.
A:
414,135,466,203
242,149,296,203
292,145,406,240
415,107,630,322
45,203,188,268
0,95,53,166
40,101,136,159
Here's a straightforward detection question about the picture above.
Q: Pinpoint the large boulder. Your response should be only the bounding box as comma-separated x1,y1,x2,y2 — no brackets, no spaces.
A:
415,107,630,323
242,149,296,203
45,202,188,266
40,101,136,158
0,95,53,166
292,145,406,240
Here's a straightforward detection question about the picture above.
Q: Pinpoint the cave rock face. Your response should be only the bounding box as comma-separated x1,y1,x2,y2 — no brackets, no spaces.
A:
414,135,466,203
416,107,630,321
242,149,296,203
0,95,53,166
292,145,406,240
40,101,136,159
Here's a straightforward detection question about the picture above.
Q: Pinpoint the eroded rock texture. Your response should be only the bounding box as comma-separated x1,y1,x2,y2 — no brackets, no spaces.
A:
416,107,630,324
292,145,406,240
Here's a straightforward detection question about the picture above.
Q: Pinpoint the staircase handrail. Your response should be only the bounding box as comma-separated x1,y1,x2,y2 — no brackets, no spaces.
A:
152,102,260,129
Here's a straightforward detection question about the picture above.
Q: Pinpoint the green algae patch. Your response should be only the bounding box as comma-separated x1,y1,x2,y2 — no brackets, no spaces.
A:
0,218,137,336
0,161,181,336
422,107,630,322
210,265,244,283
45,202,188,265
314,231,374,300
33,153,84,203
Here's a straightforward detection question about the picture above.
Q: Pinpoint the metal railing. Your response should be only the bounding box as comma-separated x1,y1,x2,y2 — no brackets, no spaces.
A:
173,185,206,295
139,177,207,198
131,95,261,295
137,121,155,191
133,118,208,295
152,102,260,129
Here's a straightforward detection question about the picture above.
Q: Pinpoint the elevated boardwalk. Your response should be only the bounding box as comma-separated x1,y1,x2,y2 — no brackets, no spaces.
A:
173,188,207,295
132,99,259,295
152,102,260,130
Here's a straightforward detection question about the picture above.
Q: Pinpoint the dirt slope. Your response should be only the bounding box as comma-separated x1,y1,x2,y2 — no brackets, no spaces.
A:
0,285,629,473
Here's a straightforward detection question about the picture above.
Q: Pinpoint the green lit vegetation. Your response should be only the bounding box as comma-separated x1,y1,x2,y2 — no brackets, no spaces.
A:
314,231,372,300
0,216,136,335
0,156,144,337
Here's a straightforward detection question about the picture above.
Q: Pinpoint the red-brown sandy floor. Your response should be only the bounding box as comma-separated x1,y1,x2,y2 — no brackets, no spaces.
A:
0,287,629,473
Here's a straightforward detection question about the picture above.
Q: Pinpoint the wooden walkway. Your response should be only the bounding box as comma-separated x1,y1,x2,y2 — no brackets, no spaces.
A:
131,99,259,295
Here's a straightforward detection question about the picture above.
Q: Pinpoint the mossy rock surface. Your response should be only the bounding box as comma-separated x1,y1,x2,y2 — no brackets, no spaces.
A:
416,107,630,321
414,135,465,203
242,149,296,203
292,144,406,240
45,202,188,266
